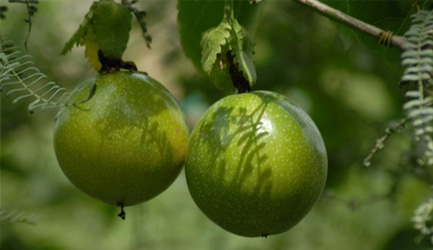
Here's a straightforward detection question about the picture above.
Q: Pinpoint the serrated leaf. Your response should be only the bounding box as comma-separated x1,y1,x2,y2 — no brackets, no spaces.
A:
93,0,132,60
210,55,236,95
233,50,256,84
60,2,97,55
125,4,152,48
201,16,256,92
178,0,260,72
229,19,256,85
84,26,101,71
201,20,231,74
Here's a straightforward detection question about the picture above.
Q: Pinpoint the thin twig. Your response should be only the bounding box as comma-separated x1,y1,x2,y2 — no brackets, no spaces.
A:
363,119,408,167
294,0,407,50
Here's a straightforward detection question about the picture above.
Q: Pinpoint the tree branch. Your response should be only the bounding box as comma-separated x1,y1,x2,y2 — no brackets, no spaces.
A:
294,0,407,50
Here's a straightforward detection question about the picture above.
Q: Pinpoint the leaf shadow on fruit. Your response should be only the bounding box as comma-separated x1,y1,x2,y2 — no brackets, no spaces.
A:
191,95,276,234
64,78,180,205
228,101,272,197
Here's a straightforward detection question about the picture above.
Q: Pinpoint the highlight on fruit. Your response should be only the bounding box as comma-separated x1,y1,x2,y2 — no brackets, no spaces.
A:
185,91,328,237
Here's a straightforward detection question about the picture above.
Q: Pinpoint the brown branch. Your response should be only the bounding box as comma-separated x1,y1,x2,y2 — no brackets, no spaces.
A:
294,0,407,50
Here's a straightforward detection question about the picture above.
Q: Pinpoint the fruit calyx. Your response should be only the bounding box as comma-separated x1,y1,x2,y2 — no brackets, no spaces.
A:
98,50,137,73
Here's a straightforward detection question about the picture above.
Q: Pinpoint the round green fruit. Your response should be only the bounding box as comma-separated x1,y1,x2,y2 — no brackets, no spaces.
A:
185,91,327,237
54,72,189,206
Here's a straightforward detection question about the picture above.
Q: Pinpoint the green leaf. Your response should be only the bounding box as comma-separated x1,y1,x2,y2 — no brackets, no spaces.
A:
61,0,132,62
60,2,97,55
201,15,256,93
209,55,236,95
84,26,101,71
124,3,152,48
182,0,258,93
201,17,256,84
93,0,132,60
229,19,256,86
201,20,231,74
178,0,260,72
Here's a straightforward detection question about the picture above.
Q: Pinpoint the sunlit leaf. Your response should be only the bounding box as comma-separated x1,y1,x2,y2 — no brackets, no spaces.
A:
229,20,256,86
60,2,96,55
201,20,231,74
93,0,132,60
83,27,101,71
178,0,260,72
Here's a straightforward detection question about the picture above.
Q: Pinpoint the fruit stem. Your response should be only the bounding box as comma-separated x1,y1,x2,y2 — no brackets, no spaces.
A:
98,50,138,73
117,202,126,220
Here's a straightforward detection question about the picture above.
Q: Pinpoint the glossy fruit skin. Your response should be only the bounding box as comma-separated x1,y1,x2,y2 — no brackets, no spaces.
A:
185,91,327,237
54,72,189,206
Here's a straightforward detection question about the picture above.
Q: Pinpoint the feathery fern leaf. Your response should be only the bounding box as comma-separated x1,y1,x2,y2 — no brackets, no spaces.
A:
412,198,433,244
401,9,433,165
0,210,40,225
0,39,70,113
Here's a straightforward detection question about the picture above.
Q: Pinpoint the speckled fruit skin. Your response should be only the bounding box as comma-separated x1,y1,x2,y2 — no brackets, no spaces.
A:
54,72,189,206
185,91,327,237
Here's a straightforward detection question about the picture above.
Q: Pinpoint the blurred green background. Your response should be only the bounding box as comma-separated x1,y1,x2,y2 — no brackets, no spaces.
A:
1,1,432,250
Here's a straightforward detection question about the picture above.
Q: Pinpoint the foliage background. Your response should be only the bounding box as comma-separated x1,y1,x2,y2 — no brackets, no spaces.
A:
1,1,432,249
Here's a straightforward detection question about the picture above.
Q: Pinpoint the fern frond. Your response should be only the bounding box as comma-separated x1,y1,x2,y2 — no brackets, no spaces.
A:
412,198,433,244
0,209,40,225
0,39,70,113
401,9,433,165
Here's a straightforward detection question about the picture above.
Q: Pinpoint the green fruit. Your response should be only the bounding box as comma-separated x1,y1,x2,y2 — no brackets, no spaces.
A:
54,72,189,206
185,91,327,237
